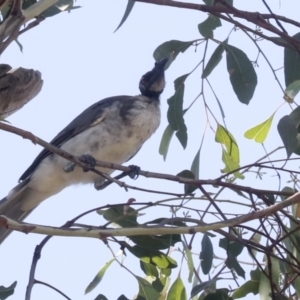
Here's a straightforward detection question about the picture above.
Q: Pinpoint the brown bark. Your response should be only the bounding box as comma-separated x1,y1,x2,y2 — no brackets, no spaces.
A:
0,64,43,119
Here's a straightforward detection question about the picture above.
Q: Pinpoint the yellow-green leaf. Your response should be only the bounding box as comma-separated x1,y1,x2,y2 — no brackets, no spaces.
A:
167,277,187,300
221,149,244,179
85,258,115,294
244,113,274,143
215,124,244,179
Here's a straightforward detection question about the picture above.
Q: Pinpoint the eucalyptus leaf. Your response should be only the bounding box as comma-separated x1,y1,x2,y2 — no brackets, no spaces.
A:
225,44,257,104
114,0,135,32
202,39,227,78
284,32,300,87
244,113,274,143
85,259,115,294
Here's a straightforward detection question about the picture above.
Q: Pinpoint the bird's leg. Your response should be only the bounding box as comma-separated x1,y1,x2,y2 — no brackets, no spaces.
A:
63,154,97,173
78,154,97,172
94,165,140,190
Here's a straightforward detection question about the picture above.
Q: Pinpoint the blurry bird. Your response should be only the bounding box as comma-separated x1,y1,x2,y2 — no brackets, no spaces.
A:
0,58,168,244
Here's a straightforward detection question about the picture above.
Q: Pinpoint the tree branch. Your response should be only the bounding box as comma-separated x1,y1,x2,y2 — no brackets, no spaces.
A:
0,122,295,200
1,192,300,238
131,0,300,51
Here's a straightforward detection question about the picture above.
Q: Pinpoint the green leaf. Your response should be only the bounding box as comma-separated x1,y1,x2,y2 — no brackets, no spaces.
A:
247,233,261,257
167,80,187,149
94,295,109,300
98,205,138,228
232,280,259,299
280,186,296,201
15,39,23,53
182,242,194,283
226,256,245,279
270,256,280,287
258,269,271,300
167,85,183,131
215,124,239,163
140,261,159,278
225,44,257,104
163,74,189,152
117,295,130,300
244,113,275,143
0,282,17,300
162,268,172,277
293,276,300,298
285,79,300,100
167,277,187,300
114,0,135,32
215,124,244,178
22,0,37,10
131,233,181,250
200,233,213,275
174,74,189,89
175,125,188,149
85,258,115,294
152,277,166,293
144,218,186,227
203,289,231,300
277,115,298,157
202,39,227,78
221,150,243,179
191,149,200,180
191,278,221,298
203,0,214,5
198,14,221,38
153,40,195,63
177,170,197,194
39,0,76,18
203,0,233,6
124,243,177,269
159,124,175,161
136,276,161,300
219,237,244,257
284,32,300,87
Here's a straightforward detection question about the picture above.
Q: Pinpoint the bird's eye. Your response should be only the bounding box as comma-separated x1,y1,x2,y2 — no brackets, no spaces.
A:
141,76,146,83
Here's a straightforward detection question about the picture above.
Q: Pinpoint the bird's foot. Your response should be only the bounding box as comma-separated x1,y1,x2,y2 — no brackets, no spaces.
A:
127,165,140,180
79,154,96,172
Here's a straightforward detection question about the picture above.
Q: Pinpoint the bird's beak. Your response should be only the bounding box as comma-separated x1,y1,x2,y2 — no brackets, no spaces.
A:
154,58,168,72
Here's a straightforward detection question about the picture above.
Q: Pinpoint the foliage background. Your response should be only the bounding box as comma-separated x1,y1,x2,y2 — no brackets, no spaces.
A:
1,0,300,299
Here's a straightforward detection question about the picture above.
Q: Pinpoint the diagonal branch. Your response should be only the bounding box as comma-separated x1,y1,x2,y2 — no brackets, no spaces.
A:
1,191,300,238
0,121,295,199
131,0,300,51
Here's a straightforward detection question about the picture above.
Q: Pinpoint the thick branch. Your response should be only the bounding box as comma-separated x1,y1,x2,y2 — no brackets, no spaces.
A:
1,191,300,237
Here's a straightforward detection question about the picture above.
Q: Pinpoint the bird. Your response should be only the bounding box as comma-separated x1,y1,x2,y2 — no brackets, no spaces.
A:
0,58,168,244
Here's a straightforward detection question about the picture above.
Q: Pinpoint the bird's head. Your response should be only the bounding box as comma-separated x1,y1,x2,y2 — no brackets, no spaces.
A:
139,58,168,98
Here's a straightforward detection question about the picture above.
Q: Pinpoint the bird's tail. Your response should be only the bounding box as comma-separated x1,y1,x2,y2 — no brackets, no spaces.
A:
0,179,38,244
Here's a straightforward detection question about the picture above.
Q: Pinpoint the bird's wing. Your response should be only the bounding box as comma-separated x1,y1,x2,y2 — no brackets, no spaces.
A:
19,95,134,181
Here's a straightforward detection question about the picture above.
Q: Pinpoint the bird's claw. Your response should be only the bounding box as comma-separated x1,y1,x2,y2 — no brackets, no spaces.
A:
128,165,140,180
79,154,96,172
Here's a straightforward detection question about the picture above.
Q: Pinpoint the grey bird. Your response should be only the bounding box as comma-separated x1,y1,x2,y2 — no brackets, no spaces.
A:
0,58,168,244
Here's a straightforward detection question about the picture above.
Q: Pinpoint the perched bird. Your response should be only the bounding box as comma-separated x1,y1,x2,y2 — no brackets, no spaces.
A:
0,58,168,244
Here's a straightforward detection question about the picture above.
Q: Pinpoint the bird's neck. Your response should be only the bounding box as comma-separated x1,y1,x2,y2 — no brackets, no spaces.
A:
141,90,163,100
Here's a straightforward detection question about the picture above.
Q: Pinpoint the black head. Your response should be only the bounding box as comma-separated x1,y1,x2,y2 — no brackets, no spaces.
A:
139,58,168,98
